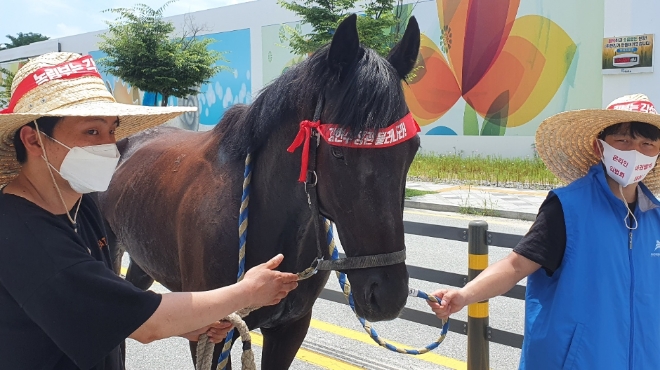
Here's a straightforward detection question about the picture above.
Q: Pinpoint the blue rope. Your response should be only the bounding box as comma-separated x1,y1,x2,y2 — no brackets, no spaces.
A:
216,155,448,369
237,155,252,281
325,219,450,355
217,154,253,369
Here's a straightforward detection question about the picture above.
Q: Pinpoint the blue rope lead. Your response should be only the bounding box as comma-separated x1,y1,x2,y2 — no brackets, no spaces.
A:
325,219,450,355
217,154,253,370
237,154,252,282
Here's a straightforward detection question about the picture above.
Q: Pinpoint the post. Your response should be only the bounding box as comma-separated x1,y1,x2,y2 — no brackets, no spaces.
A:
467,220,489,370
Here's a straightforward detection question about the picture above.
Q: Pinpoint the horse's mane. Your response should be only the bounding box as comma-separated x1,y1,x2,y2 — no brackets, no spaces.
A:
215,44,406,159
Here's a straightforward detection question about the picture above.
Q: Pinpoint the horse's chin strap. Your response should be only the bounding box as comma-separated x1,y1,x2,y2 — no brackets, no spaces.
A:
295,95,406,281
317,248,407,271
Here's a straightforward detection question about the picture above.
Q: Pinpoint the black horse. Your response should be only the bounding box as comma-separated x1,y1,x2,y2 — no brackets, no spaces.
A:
99,15,421,369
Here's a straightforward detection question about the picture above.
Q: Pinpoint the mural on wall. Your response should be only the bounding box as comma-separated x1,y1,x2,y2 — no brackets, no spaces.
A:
262,22,311,86
406,0,602,136
89,28,252,132
261,0,602,137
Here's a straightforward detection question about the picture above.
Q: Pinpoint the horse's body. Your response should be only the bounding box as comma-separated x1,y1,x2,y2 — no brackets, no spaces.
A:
100,15,421,369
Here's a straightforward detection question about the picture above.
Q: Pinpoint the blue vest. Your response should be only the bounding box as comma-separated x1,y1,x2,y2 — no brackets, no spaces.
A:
520,165,660,370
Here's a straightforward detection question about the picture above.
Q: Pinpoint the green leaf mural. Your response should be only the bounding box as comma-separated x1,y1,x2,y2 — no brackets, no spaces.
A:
480,91,509,136
463,103,479,135
481,114,507,136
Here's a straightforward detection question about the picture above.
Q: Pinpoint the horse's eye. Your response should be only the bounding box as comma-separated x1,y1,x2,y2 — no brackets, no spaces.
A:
331,147,344,159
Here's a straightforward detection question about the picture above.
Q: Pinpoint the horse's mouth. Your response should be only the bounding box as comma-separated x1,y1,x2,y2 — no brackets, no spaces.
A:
354,303,404,322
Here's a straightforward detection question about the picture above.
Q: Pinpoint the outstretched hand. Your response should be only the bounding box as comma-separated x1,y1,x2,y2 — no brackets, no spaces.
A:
242,254,299,307
427,289,467,321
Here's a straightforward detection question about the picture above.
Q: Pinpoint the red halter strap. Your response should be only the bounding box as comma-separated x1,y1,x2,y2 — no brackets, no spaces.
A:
287,120,321,182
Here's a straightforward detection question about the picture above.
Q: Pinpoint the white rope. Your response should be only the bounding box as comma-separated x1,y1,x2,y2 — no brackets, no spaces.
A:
195,308,257,370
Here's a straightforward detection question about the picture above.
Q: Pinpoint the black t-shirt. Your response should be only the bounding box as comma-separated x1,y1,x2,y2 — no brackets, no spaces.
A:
0,191,162,370
514,193,636,276
513,193,567,275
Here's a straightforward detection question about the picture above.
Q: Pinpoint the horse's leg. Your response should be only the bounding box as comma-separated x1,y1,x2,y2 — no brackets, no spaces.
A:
125,258,155,290
260,310,313,370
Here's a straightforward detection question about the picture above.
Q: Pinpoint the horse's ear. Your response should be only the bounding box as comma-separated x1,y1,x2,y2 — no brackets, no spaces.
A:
387,16,421,80
328,14,359,73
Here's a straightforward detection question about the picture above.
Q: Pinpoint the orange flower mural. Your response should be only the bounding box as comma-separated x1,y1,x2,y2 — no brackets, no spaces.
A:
404,0,577,135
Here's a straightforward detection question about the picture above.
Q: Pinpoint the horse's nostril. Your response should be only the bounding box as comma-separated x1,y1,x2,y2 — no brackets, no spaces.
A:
368,281,379,306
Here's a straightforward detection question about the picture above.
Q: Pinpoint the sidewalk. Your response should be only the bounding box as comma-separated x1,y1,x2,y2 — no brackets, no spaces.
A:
405,181,550,221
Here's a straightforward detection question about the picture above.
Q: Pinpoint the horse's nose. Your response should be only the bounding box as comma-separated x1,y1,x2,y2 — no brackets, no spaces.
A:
350,266,408,321
366,279,381,308
363,273,405,313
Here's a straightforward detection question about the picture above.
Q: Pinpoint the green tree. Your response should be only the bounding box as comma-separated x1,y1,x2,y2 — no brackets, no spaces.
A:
1,32,49,50
0,68,15,108
98,0,228,106
278,0,412,56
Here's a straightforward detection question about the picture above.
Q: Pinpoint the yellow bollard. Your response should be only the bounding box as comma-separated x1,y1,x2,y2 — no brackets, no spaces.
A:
467,220,489,370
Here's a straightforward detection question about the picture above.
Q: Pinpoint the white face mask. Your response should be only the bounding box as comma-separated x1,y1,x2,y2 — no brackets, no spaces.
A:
43,135,120,194
600,139,658,187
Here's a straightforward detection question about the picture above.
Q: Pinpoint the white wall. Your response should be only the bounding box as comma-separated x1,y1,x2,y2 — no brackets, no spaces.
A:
8,0,658,158
0,39,61,62
603,0,660,106
11,1,300,98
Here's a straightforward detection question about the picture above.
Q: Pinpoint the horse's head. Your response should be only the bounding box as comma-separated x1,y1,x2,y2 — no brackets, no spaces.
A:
311,15,421,321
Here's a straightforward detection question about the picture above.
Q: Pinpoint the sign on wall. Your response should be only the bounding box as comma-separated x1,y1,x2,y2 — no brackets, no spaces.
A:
603,34,654,74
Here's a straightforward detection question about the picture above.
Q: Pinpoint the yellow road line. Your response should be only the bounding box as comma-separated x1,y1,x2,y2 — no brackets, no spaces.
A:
250,332,364,370
309,319,466,370
119,274,468,369
118,267,365,368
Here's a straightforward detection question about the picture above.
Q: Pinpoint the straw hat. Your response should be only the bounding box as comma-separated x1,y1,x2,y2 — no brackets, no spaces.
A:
0,52,196,185
536,94,660,193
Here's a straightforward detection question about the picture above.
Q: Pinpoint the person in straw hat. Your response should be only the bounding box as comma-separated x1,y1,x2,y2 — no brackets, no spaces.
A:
428,94,660,369
0,52,298,370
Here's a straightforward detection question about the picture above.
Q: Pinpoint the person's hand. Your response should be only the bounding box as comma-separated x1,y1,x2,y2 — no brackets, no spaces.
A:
180,320,233,343
427,289,467,321
206,321,234,344
241,254,299,307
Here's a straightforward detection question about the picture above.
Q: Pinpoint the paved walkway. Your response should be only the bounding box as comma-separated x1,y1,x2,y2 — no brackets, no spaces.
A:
405,181,550,221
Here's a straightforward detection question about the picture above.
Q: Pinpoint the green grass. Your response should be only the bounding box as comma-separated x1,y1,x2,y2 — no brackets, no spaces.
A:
404,188,437,198
408,153,561,188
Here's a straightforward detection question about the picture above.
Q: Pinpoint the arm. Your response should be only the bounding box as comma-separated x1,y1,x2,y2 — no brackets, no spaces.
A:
130,254,297,343
461,251,539,304
428,251,540,319
429,194,566,320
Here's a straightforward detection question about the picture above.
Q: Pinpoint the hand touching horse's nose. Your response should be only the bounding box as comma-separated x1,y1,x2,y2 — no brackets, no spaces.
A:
242,254,299,307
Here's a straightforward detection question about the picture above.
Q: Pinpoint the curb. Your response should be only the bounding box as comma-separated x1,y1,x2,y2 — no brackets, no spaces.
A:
404,200,537,222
